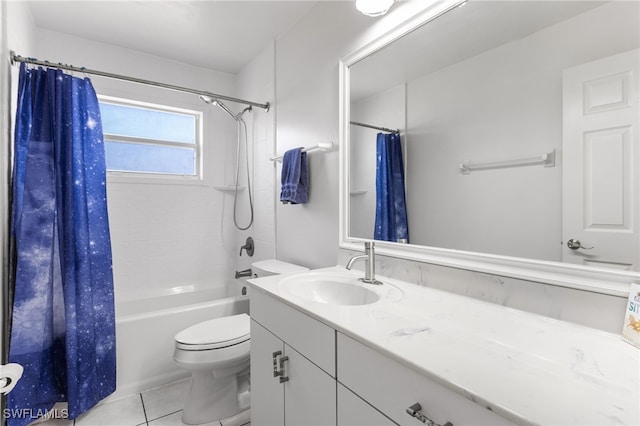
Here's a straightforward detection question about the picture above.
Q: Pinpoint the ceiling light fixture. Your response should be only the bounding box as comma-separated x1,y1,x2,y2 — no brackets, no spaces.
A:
356,0,396,17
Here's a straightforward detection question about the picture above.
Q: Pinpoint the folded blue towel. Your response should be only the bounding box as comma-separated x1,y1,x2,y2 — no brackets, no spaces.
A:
280,148,308,204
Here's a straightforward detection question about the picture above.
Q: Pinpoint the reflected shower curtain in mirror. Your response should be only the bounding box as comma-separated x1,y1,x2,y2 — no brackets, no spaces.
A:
8,63,116,425
374,132,409,242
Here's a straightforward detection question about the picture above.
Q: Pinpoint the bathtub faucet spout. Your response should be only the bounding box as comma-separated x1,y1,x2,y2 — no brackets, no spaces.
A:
235,268,252,279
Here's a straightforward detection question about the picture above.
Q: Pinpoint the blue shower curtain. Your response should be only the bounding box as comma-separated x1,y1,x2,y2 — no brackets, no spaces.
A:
8,63,116,424
374,132,409,243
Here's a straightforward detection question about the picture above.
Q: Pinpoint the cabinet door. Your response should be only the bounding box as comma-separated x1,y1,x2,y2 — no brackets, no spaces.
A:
338,383,397,426
284,343,337,426
251,319,285,426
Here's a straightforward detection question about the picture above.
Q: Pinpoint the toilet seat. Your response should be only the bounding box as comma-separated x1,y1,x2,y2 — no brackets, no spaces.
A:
175,313,250,351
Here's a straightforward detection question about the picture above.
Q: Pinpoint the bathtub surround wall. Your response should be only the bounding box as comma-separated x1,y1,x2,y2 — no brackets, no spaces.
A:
31,28,261,301
236,42,277,269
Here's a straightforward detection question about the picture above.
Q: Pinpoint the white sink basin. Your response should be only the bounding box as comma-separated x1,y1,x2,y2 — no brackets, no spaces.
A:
278,271,403,306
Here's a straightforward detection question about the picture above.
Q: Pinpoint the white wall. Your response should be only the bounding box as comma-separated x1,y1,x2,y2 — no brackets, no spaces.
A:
273,0,444,270
407,1,639,262
31,29,249,302
350,84,406,239
274,2,383,268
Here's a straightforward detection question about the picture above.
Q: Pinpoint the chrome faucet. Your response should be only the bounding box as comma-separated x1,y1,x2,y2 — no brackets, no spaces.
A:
346,241,382,285
235,268,252,279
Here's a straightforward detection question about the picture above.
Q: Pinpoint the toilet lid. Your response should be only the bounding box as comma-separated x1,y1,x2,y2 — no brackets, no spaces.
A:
175,313,250,350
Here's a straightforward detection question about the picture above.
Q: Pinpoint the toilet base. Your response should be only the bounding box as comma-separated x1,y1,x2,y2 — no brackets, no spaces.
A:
182,371,247,425
220,408,250,426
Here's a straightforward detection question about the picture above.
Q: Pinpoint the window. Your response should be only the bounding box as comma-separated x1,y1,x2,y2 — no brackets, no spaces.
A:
99,96,202,178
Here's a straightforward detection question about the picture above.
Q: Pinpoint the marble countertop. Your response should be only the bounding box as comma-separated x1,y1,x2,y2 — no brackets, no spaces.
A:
247,266,640,426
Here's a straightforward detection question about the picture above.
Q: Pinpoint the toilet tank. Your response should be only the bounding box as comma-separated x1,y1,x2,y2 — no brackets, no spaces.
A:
251,259,308,278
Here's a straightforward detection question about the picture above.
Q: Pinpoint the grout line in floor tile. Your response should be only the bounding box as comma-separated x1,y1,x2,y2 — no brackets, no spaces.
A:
139,393,149,425
147,409,183,423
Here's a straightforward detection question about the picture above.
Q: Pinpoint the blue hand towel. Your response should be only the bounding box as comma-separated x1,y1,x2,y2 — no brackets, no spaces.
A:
280,148,308,204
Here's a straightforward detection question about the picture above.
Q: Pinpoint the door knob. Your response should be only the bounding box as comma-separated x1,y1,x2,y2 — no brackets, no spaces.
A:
567,239,593,250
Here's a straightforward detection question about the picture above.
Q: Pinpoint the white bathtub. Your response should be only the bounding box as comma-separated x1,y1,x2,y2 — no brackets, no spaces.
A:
110,282,250,400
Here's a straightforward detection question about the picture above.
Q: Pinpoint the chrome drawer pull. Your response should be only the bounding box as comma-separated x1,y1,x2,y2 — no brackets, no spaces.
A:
279,356,290,383
405,403,452,426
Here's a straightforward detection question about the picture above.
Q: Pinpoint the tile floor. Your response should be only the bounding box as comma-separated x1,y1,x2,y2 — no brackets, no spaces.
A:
36,379,250,426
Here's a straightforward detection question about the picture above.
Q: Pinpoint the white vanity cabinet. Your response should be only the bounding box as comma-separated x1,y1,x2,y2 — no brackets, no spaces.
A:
250,289,337,426
250,287,515,426
337,332,514,426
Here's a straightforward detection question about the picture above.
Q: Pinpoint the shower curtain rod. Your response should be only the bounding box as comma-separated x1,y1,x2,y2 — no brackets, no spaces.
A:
350,121,399,134
9,51,270,111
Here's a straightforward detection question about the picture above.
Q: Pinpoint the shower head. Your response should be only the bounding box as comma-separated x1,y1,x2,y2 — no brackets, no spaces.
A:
199,95,237,121
200,95,215,104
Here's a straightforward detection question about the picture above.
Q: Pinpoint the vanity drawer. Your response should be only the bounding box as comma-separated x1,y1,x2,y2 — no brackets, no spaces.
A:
337,332,514,426
251,289,335,377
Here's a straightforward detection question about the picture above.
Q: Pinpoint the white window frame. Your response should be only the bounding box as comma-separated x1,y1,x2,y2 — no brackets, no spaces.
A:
99,95,204,184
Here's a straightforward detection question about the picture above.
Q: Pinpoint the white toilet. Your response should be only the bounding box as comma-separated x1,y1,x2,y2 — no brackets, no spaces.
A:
174,259,308,425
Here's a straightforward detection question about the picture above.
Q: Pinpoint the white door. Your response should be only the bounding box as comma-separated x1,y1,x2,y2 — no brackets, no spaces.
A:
250,320,285,426
562,49,639,271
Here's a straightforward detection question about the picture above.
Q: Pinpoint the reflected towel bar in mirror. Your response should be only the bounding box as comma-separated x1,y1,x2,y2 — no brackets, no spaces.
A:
459,149,556,174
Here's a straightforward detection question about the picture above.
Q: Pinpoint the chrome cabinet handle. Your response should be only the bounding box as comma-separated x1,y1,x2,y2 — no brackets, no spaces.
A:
278,356,289,383
272,351,282,378
272,351,290,383
405,403,452,426
567,239,594,250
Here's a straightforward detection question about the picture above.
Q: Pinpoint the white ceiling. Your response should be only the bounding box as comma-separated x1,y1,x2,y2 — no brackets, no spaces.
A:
26,0,319,73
